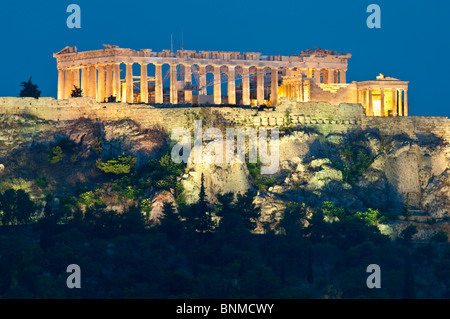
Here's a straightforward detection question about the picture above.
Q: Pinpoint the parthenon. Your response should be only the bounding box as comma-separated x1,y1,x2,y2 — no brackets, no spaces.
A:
54,45,409,116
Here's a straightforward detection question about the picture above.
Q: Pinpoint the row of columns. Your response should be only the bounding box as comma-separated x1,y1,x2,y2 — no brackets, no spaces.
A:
304,68,346,84
359,88,408,116
58,63,281,106
281,80,311,102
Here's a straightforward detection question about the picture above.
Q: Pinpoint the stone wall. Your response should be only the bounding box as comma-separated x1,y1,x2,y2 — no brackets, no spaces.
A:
0,97,448,143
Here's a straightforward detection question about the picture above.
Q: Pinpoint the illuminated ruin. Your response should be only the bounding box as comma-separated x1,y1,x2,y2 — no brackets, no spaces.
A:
54,45,408,116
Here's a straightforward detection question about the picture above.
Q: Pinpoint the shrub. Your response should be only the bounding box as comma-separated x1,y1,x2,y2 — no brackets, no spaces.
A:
96,154,137,175
333,143,374,184
79,191,96,206
91,137,104,154
36,175,49,188
48,146,63,164
140,198,153,213
431,231,448,243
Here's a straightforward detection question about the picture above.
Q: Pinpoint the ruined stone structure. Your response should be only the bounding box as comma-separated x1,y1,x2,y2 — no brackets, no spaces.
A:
0,97,446,144
54,45,408,116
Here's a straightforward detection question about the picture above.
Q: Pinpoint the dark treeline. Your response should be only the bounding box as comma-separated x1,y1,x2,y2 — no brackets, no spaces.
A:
0,182,449,299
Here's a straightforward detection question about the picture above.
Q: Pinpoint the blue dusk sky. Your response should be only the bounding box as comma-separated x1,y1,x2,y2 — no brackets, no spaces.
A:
0,0,448,117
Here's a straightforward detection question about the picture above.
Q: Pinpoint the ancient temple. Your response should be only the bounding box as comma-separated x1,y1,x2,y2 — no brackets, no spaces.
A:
54,45,408,116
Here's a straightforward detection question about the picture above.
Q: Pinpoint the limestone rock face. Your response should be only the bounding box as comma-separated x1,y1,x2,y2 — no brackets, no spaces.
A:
182,161,251,205
422,169,450,218
0,114,448,226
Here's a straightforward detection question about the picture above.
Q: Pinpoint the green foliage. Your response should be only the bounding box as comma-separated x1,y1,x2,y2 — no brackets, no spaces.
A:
91,137,104,154
247,158,277,191
333,142,374,184
355,208,384,226
140,198,153,213
402,193,412,219
36,175,49,189
378,134,394,154
234,189,261,232
96,154,137,175
146,153,185,191
48,146,63,164
0,189,36,225
79,191,96,206
19,77,41,98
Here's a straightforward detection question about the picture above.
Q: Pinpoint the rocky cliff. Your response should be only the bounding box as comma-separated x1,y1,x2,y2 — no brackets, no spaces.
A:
0,111,448,240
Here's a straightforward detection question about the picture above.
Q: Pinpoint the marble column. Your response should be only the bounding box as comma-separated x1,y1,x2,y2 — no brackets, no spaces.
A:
295,81,299,101
113,63,121,100
227,66,236,105
392,88,397,116
184,64,192,104
327,69,334,84
140,63,148,103
242,66,250,105
340,70,346,84
125,62,133,103
199,65,207,95
97,64,106,102
88,65,97,100
368,89,373,116
314,69,321,83
64,68,73,98
57,68,65,99
404,90,408,116
380,88,385,116
73,67,80,91
270,67,278,106
105,63,113,100
256,67,264,106
398,89,403,116
170,63,178,104
213,65,221,105
81,66,89,97
154,63,163,104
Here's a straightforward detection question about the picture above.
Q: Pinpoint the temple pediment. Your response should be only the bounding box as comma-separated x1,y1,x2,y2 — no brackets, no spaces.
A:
54,46,77,56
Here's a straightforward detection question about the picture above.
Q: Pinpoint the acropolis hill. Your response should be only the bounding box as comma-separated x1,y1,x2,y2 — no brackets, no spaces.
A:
0,45,449,237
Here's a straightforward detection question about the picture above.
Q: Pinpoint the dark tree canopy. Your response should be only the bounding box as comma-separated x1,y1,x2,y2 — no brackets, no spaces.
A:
19,77,41,99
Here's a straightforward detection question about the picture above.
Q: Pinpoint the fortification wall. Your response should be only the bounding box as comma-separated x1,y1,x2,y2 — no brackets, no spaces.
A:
309,82,358,105
0,97,448,143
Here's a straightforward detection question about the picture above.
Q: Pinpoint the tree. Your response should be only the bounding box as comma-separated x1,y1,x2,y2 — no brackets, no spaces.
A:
159,201,183,239
402,193,412,220
195,173,214,234
277,201,307,237
19,77,41,98
120,205,146,234
71,85,83,97
0,189,35,225
399,225,417,247
234,189,261,232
